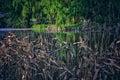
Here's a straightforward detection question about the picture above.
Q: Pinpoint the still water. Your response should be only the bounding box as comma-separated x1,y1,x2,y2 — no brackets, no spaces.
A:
0,28,118,54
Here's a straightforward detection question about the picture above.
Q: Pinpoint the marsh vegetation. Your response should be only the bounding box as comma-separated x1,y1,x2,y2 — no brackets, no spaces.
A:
0,31,119,80
0,0,120,79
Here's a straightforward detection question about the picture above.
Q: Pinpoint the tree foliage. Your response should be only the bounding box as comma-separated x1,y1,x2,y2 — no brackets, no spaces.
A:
0,0,120,28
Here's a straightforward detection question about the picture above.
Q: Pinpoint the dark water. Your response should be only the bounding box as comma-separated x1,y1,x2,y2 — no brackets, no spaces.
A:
0,29,118,53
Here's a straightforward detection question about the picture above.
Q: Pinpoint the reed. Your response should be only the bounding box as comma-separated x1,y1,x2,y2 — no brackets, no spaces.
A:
0,32,119,80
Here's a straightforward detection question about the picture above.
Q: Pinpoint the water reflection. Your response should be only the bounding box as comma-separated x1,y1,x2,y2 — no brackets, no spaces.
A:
0,29,118,54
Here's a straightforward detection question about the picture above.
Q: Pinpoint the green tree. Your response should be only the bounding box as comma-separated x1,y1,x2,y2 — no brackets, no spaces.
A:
1,0,120,28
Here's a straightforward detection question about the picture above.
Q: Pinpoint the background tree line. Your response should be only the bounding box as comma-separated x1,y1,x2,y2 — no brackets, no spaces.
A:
0,0,120,28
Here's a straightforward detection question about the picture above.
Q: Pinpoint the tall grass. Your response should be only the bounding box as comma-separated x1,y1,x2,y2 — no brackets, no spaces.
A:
0,32,120,80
